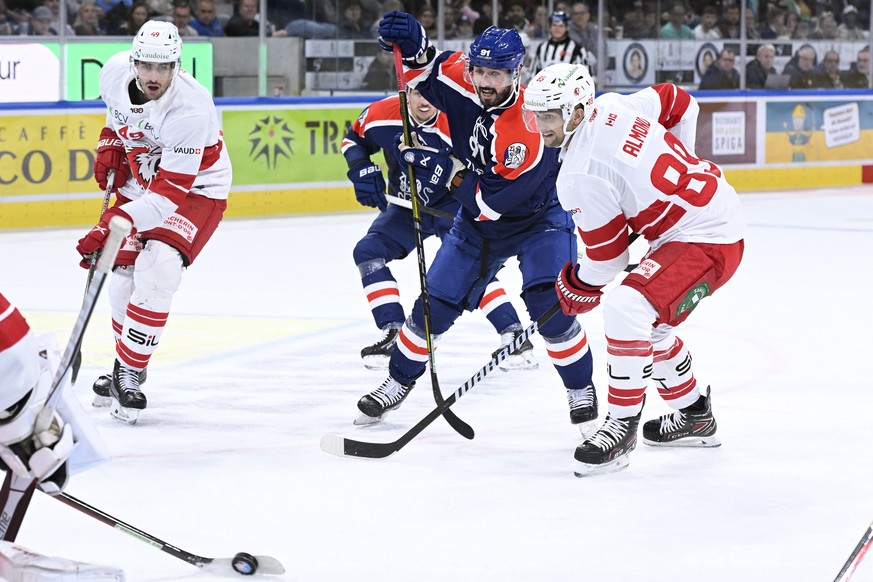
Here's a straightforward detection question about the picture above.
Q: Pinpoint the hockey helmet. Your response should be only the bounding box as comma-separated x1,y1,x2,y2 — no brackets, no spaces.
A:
522,63,595,144
468,26,526,72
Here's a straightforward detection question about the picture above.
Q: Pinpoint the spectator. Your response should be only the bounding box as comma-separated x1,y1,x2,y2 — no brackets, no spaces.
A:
717,1,739,38
843,46,870,88
123,0,148,33
743,6,761,39
337,0,369,38
0,0,20,33
362,47,393,89
43,0,76,35
792,16,811,39
416,4,436,37
659,1,693,39
810,10,837,40
693,4,720,39
816,49,844,88
455,13,473,37
760,5,787,39
502,0,533,37
568,1,598,60
786,45,828,88
837,5,869,41
283,4,337,37
73,0,105,34
21,5,57,34
746,42,777,89
621,0,653,39
171,1,198,34
189,0,222,35
698,47,739,89
224,0,286,36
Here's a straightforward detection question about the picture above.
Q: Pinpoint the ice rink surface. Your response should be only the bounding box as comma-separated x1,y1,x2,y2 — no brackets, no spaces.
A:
1,185,872,581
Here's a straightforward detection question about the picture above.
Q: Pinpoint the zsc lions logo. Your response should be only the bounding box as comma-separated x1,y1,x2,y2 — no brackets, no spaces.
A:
504,143,527,169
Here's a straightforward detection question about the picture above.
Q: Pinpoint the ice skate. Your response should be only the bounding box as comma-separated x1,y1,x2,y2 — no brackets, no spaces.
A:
493,328,538,371
355,376,414,425
109,360,147,425
642,386,720,448
567,384,598,436
360,324,400,370
93,367,147,407
573,407,643,477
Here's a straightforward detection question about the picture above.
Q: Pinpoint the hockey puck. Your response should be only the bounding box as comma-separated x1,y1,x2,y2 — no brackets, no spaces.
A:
232,552,259,575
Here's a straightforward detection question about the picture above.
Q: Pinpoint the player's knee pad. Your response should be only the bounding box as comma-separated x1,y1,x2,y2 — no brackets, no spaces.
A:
356,257,387,278
410,294,461,336
132,240,184,308
353,235,395,266
108,265,135,315
522,283,576,338
603,285,658,340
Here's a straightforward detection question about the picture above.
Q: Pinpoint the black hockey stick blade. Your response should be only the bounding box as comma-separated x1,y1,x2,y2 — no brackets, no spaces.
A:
53,492,285,576
321,302,563,459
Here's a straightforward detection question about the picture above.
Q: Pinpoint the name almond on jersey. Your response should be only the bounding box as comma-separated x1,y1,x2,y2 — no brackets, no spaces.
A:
616,116,652,169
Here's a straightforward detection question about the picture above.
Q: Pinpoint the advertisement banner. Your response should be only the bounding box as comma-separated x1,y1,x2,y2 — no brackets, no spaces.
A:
0,42,212,103
0,44,61,102
764,100,873,163
695,101,756,165
222,106,361,185
0,110,104,196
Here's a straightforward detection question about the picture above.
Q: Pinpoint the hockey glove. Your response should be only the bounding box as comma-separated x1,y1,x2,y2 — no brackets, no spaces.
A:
392,131,465,193
347,161,388,211
76,207,135,269
556,262,604,316
377,10,429,61
94,127,130,191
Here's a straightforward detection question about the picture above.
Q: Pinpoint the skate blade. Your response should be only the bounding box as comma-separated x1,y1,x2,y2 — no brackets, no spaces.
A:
571,419,598,438
110,398,142,425
498,354,539,372
353,412,384,426
643,435,721,448
574,455,630,478
92,394,111,407
362,356,390,371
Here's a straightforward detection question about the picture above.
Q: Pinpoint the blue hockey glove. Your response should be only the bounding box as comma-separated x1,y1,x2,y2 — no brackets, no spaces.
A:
377,10,429,60
347,161,387,211
392,131,464,193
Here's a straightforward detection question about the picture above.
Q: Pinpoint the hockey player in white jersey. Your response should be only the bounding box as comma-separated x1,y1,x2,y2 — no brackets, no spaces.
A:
522,64,745,476
76,20,232,424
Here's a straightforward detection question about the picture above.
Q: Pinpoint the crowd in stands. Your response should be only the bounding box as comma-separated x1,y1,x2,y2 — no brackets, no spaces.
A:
0,0,869,89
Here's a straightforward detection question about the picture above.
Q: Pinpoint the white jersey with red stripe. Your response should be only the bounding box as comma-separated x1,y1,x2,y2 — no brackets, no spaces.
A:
557,84,745,286
99,51,232,231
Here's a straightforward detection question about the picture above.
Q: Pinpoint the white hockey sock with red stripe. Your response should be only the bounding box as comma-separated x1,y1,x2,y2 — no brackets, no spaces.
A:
651,326,700,410
116,302,169,370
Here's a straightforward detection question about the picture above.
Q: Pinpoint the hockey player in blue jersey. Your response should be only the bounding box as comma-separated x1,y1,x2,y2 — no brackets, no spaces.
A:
353,12,599,433
343,88,537,372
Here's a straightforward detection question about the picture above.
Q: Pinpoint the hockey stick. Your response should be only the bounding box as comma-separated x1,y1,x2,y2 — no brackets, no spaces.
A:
321,301,562,459
834,520,873,582
322,233,642,459
0,217,130,543
386,193,456,220
71,170,116,385
392,45,473,441
52,492,285,576
40,215,131,418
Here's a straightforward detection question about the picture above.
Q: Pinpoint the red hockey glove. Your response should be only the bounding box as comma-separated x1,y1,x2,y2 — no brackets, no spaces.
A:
555,262,604,316
94,127,130,191
76,207,135,269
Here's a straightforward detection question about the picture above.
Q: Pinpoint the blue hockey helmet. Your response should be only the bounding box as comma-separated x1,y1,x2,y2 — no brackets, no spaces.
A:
467,26,526,72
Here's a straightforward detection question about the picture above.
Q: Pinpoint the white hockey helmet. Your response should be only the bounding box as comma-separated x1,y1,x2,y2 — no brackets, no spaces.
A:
130,20,182,76
522,63,595,144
